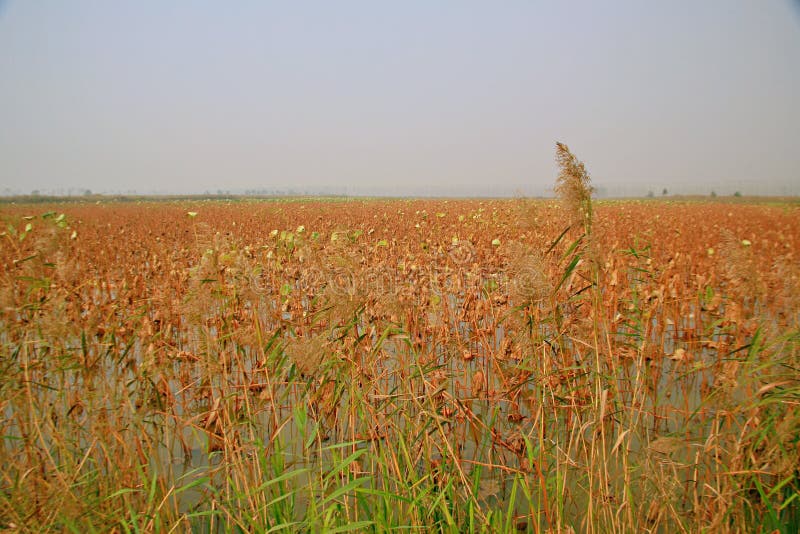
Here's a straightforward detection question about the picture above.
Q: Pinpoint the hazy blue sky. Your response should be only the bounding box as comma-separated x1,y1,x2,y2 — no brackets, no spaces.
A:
1,1,798,196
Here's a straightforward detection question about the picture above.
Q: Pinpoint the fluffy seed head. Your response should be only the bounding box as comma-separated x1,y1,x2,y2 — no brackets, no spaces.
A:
555,142,594,232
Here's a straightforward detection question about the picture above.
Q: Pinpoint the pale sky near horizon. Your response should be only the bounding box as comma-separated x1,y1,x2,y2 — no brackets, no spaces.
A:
1,1,798,196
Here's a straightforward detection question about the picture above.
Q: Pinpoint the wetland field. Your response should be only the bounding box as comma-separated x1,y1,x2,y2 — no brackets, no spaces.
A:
1,158,799,532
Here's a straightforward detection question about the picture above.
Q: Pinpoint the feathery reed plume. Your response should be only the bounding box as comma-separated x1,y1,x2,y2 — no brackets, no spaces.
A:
506,242,551,307
286,334,329,378
555,142,594,236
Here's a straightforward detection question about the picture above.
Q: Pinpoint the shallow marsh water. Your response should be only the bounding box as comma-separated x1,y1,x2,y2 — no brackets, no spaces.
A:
1,198,798,531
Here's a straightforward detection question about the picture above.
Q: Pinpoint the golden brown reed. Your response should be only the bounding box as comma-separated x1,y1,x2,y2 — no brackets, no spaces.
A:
0,194,798,532
505,242,551,308
286,334,330,378
555,142,594,234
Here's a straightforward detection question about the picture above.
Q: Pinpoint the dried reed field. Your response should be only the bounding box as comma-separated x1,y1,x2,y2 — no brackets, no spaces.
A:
2,149,799,532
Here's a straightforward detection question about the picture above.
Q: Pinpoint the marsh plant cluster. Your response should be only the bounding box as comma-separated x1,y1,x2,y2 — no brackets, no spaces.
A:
1,145,799,532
